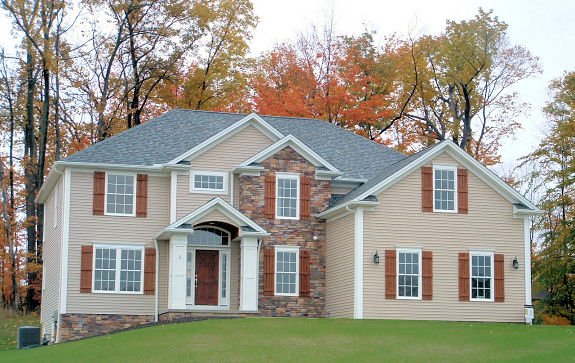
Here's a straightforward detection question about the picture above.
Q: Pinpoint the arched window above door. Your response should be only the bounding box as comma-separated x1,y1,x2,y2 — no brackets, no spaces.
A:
187,226,230,246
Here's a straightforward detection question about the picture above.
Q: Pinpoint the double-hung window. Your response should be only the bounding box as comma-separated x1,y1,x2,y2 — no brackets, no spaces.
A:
106,174,136,216
397,248,422,299
190,171,228,194
93,245,144,294
276,173,299,219
470,251,494,301
433,165,457,212
275,246,299,296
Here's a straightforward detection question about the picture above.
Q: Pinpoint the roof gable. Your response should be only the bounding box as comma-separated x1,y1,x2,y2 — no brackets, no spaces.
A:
168,113,283,164
321,140,541,216
238,134,342,176
160,197,269,238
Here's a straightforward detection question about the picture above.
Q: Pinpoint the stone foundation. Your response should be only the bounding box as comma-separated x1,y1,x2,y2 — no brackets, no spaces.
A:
59,313,155,343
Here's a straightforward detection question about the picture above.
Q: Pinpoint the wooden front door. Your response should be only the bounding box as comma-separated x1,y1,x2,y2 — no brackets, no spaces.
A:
195,250,219,305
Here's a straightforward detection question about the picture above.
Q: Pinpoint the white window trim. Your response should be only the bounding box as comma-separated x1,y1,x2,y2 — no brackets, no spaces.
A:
92,243,145,294
469,250,494,302
104,172,137,217
189,170,229,195
396,247,422,300
432,164,458,213
274,245,300,296
275,172,300,220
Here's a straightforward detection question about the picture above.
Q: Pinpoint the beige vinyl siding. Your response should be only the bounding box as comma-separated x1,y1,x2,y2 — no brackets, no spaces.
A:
363,152,526,322
326,213,355,318
41,177,64,337
194,209,237,227
67,171,170,315
158,240,169,312
177,125,273,218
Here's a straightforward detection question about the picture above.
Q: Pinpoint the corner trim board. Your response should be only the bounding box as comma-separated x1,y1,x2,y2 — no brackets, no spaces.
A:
353,207,364,319
59,168,71,316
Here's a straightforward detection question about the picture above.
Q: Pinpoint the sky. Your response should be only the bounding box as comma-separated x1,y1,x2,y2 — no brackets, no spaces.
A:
250,0,575,171
1,0,574,171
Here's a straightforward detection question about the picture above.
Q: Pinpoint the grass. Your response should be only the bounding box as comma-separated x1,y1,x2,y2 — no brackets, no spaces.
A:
1,318,574,362
0,309,40,351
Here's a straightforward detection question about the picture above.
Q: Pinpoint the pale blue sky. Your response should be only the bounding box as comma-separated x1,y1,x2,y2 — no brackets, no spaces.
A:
1,1,574,170
251,0,575,170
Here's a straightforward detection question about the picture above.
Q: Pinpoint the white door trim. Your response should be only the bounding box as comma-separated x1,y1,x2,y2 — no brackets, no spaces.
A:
186,246,231,310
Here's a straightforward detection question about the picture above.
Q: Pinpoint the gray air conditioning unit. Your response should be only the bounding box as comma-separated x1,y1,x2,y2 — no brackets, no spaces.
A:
18,326,41,349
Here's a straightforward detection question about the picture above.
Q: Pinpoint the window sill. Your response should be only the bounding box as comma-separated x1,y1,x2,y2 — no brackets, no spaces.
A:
91,290,144,295
274,292,299,297
469,298,495,302
397,296,422,300
275,216,300,220
190,189,228,195
103,212,136,217
432,209,458,214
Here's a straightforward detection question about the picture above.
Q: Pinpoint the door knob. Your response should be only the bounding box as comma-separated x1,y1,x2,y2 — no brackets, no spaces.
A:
195,274,198,288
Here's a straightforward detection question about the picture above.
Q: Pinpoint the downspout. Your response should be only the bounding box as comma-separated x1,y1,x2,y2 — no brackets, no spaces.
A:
154,237,159,322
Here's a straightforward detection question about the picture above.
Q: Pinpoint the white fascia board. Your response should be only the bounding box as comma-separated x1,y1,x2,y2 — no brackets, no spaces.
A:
166,113,284,165
317,200,379,219
239,134,342,175
35,164,64,204
331,177,367,189
514,205,544,216
355,140,540,212
167,197,268,234
232,165,265,176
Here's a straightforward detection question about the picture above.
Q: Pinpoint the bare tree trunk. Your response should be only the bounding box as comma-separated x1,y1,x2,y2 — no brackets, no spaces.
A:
0,157,19,312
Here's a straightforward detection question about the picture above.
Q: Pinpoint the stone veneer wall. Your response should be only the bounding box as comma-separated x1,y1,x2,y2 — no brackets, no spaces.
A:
239,147,330,317
59,313,155,342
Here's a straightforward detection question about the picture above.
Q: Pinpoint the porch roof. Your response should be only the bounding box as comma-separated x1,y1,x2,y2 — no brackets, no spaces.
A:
155,197,269,240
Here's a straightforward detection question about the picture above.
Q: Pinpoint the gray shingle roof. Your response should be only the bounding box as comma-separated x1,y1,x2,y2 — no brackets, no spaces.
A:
62,109,407,180
327,141,443,209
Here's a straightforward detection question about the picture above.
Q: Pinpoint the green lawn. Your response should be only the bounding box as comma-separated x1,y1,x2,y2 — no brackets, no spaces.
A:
1,318,574,362
0,309,40,351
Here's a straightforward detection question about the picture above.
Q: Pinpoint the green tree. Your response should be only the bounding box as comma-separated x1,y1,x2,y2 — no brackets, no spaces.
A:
402,9,541,165
522,71,575,323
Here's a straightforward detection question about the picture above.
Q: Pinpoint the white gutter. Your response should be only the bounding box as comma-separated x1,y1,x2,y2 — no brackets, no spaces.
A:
318,200,379,219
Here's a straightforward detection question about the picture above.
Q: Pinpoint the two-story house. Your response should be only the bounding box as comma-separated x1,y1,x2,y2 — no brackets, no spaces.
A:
36,110,541,343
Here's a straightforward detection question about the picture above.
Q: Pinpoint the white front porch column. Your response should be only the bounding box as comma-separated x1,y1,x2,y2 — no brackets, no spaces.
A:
240,236,259,311
169,234,187,310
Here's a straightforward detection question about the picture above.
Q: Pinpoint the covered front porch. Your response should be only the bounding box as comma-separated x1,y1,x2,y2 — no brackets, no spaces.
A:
156,198,268,315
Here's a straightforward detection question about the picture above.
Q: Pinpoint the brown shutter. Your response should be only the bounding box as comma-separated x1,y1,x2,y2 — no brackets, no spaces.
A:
494,254,505,302
264,248,275,295
136,174,148,218
458,168,469,214
421,167,433,212
299,249,311,297
459,253,470,301
264,174,276,219
144,248,156,295
422,251,433,300
385,250,397,299
300,176,311,220
80,245,93,293
93,171,105,215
